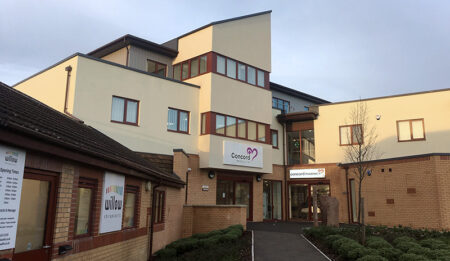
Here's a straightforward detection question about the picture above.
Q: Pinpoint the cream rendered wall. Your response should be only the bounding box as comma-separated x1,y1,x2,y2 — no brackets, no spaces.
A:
212,13,271,72
173,26,213,64
271,109,284,165
315,90,450,164
14,56,79,114
198,135,273,173
101,47,129,66
72,56,199,155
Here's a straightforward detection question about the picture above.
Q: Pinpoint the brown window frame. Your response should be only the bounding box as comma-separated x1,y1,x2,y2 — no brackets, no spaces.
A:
147,59,167,77
167,107,190,134
271,129,279,149
111,96,140,126
339,124,363,146
74,177,96,239
122,185,139,229
272,97,290,113
172,54,210,81
154,190,165,224
396,119,426,142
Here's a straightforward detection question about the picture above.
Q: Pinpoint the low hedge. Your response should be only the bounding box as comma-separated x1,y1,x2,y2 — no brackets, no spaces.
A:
356,255,388,261
366,236,393,249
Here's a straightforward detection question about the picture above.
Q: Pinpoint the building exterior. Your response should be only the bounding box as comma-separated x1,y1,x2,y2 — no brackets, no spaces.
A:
10,10,450,259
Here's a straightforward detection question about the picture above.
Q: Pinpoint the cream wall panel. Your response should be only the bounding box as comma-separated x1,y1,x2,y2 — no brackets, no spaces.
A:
128,46,174,77
315,90,450,163
185,73,212,113
199,135,273,173
101,47,128,66
173,27,213,64
210,74,272,124
271,109,284,165
212,13,271,72
73,56,199,155
15,56,79,114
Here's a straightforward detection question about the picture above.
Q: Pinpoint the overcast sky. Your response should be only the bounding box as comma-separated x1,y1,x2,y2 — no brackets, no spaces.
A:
1,0,449,102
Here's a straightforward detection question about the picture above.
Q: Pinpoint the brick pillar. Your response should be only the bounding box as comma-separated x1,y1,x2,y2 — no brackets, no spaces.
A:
54,164,75,244
435,156,450,230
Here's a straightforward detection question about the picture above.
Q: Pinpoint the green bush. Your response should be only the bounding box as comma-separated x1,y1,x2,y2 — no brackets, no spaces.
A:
337,240,364,258
393,236,417,246
356,255,388,261
399,253,431,261
433,249,450,260
332,237,355,251
396,241,421,252
304,225,339,240
348,248,380,260
377,247,403,261
366,236,393,249
154,247,176,259
419,238,448,250
408,246,434,259
324,234,345,248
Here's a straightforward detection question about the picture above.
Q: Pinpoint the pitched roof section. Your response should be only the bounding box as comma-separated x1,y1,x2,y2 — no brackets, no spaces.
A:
270,82,330,104
0,82,183,186
163,10,272,47
88,34,178,59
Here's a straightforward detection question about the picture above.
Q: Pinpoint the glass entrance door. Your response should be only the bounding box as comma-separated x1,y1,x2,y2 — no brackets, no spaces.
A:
235,182,250,219
289,183,330,221
263,180,282,220
13,172,57,261
216,176,253,221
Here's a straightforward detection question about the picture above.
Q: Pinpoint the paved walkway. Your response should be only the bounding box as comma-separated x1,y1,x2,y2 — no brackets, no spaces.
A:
248,222,329,261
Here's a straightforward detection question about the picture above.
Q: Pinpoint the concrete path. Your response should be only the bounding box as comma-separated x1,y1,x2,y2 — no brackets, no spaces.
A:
248,222,329,261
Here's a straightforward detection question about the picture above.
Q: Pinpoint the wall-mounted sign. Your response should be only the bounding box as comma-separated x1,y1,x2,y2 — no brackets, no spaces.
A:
0,145,26,250
99,172,125,234
223,141,263,168
202,185,209,191
290,168,326,179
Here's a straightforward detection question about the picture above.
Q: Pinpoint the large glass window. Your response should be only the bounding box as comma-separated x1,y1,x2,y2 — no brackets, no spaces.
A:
258,124,266,142
257,70,265,87
238,63,246,81
226,116,236,137
199,55,207,74
216,180,234,205
397,119,425,141
167,108,189,133
190,58,199,77
340,125,363,145
271,130,278,148
123,186,138,228
263,180,282,220
287,131,300,165
111,96,139,125
182,62,189,80
216,114,225,135
147,60,166,77
247,121,257,140
217,55,226,74
173,64,181,80
75,178,95,237
227,59,236,79
272,97,290,113
301,130,315,164
154,190,165,224
247,66,256,85
237,119,246,138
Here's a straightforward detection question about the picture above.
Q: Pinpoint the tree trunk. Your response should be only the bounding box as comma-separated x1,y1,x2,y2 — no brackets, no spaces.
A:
361,197,366,245
313,185,318,227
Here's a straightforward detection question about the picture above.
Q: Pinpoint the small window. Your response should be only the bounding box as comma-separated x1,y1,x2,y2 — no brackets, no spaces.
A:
154,190,165,224
304,106,309,111
167,108,189,133
272,97,290,113
397,119,425,142
271,130,278,148
201,113,207,134
248,121,257,140
173,64,181,80
147,60,167,77
217,55,226,74
227,59,236,79
190,58,199,77
216,114,225,135
238,63,246,81
226,116,236,137
111,96,139,125
182,62,189,80
123,185,138,228
237,119,246,138
74,178,95,237
340,125,363,145
258,124,266,142
257,70,265,87
199,55,207,74
247,66,256,85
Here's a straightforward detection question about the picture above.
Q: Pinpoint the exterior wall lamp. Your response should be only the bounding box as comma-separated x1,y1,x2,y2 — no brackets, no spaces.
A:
208,170,215,179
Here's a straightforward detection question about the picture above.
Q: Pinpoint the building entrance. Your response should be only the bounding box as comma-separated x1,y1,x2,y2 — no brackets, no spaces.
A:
216,175,253,221
289,182,330,221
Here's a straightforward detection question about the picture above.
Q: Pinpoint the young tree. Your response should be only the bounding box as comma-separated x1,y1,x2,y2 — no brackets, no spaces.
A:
343,101,380,243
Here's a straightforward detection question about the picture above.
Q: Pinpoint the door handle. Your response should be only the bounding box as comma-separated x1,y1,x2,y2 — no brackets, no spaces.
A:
43,245,51,249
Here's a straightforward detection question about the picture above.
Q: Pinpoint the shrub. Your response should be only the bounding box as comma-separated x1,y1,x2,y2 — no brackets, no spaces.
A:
377,247,403,261
198,234,222,248
399,253,431,261
408,246,434,259
420,238,448,250
348,248,380,260
433,249,450,260
366,236,393,249
396,241,421,252
393,236,417,246
304,225,339,240
332,237,355,251
168,237,199,254
356,255,388,261
154,247,176,259
337,240,365,259
324,234,345,248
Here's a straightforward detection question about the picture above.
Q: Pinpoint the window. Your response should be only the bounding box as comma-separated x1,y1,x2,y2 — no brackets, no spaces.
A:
111,96,139,125
258,124,266,142
190,58,199,77
201,113,207,134
147,60,166,77
272,97,290,113
271,130,278,148
182,62,189,80
237,119,246,138
257,70,265,87
248,121,257,140
167,108,189,133
226,116,236,137
247,66,256,85
216,114,225,135
227,59,236,79
123,185,138,228
340,125,363,145
238,63,246,81
397,119,425,142
173,64,181,80
287,131,300,165
217,55,226,74
301,130,315,164
199,55,207,74
154,190,165,224
74,178,95,237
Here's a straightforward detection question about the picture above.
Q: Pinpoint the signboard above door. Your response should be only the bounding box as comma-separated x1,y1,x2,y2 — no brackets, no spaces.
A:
223,141,263,168
290,168,325,179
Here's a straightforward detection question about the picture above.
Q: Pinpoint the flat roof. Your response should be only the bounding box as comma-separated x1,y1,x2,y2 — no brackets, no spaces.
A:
270,82,330,104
